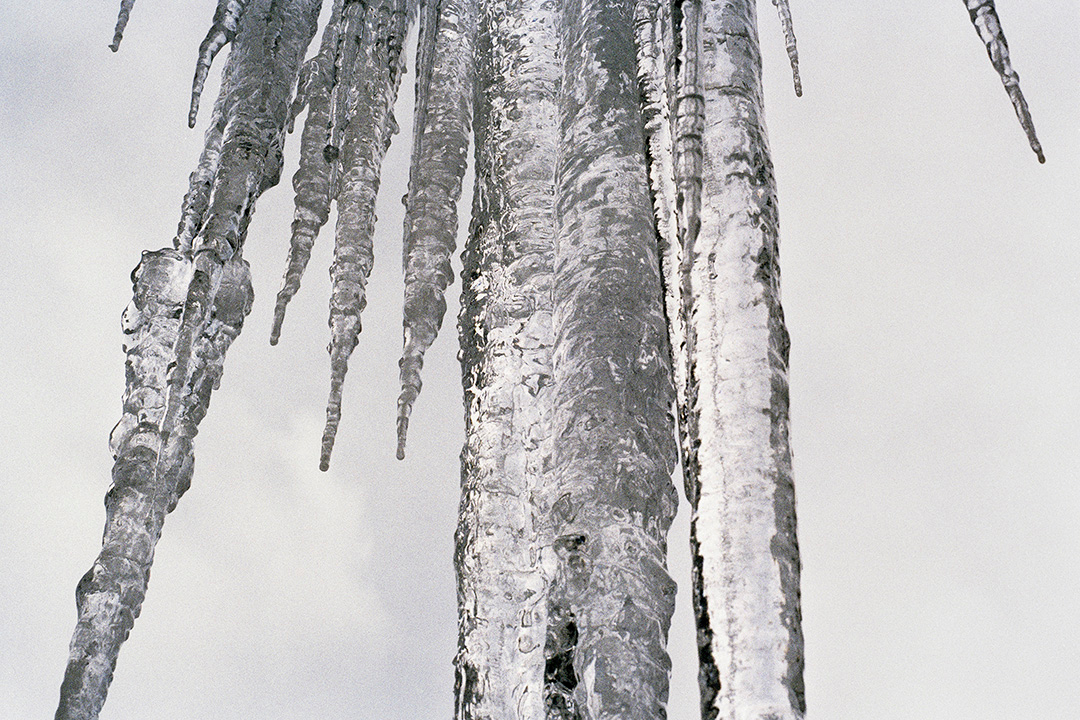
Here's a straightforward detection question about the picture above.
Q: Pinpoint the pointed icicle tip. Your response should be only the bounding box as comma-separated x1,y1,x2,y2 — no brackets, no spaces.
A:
110,0,137,52
772,0,802,96
190,1,247,128
963,0,1044,162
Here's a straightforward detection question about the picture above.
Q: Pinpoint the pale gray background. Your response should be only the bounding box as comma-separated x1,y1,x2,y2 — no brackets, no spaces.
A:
1,2,1077,718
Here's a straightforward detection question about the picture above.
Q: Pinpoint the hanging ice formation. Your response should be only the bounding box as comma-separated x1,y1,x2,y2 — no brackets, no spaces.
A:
60,0,1045,718
964,0,1044,162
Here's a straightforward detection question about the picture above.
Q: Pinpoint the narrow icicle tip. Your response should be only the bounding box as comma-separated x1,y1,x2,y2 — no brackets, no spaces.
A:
772,0,802,96
963,0,1044,162
110,0,137,51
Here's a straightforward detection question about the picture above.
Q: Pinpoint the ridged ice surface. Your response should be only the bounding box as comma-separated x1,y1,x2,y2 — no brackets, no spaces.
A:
453,4,555,719
679,1,804,718
549,2,679,720
395,0,475,458
963,0,1044,162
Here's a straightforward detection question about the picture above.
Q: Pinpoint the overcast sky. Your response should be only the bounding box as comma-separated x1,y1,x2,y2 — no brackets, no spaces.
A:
1,2,1078,719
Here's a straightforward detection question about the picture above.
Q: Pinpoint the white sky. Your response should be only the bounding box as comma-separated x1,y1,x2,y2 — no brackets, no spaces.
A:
1,2,1077,719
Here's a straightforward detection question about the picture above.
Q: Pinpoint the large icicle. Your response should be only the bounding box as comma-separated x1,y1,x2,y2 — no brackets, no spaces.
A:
270,0,345,344
771,0,801,96
549,1,679,719
56,253,253,720
679,1,805,718
395,0,475,459
453,2,554,718
189,0,249,128
109,0,137,51
58,3,321,717
962,0,1044,162
319,0,413,471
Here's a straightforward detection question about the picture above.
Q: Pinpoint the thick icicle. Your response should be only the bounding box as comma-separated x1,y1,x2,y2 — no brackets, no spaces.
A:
452,1,554,717
56,254,252,720
549,1,679,719
771,0,801,96
395,0,475,459
109,0,136,51
319,0,413,471
680,1,804,718
963,0,1044,162
58,3,320,717
271,0,345,345
189,0,249,128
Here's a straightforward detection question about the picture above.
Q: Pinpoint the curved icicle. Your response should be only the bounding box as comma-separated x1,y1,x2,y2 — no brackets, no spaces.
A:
963,0,1044,162
56,253,253,720
58,3,320,717
319,0,414,471
109,0,137,52
453,0,554,717
395,0,476,460
549,2,679,720
271,0,346,345
189,0,249,128
771,0,801,96
680,1,805,717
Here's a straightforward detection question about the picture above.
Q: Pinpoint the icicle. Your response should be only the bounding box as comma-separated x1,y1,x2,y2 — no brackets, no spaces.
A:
189,0,249,128
680,1,805,717
771,0,801,96
963,0,1044,162
56,252,252,720
177,84,229,250
271,0,346,345
548,2,679,720
633,0,685,465
395,0,475,460
452,0,552,717
109,0,137,52
319,0,414,471
58,4,320,717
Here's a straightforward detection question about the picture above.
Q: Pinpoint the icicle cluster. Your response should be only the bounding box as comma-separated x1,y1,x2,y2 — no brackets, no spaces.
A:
64,1,1048,718
269,0,415,471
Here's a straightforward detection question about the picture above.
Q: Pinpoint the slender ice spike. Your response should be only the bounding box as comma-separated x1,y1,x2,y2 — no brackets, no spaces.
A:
189,0,249,128
109,0,137,51
272,0,345,345
319,0,414,471
634,0,685,460
963,0,1044,162
772,0,802,96
177,85,229,250
396,0,475,459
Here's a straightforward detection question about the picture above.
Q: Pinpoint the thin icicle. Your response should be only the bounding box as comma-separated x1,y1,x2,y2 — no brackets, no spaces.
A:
271,0,345,345
177,83,229,250
319,0,414,471
395,0,475,459
771,0,801,96
963,0,1043,162
452,0,554,717
634,0,685,464
109,0,136,51
681,1,804,717
189,0,249,128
